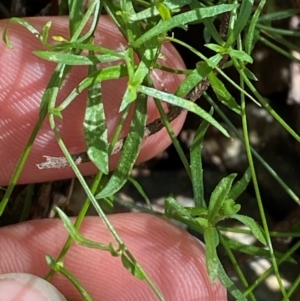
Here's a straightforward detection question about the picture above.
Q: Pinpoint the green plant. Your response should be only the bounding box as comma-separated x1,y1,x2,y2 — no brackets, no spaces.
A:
1,0,300,300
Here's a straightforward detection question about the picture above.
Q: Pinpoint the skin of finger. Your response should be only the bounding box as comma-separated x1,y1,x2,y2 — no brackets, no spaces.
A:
0,213,227,301
0,16,187,185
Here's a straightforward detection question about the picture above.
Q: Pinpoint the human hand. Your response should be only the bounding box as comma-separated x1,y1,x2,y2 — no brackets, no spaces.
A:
0,16,227,300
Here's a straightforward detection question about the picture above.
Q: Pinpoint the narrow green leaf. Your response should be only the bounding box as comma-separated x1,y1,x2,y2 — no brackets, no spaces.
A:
228,167,251,201
227,0,254,46
132,4,238,47
3,18,41,48
205,53,223,69
120,60,149,111
232,214,267,245
228,48,253,63
57,65,127,112
41,21,52,45
34,51,122,65
96,94,147,199
156,3,172,21
204,227,220,282
137,85,229,137
128,177,151,208
217,257,248,301
190,109,212,208
202,18,224,45
121,255,145,280
244,67,258,81
208,174,237,223
205,43,223,53
245,0,266,54
130,0,194,21
84,53,109,175
207,72,241,115
68,0,84,37
176,62,212,97
56,208,109,250
69,0,100,43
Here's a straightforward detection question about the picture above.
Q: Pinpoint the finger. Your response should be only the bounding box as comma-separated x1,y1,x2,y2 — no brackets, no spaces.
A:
0,213,227,301
0,273,67,301
0,16,186,185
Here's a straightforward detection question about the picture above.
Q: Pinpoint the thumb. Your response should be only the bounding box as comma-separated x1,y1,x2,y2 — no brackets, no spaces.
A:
0,213,227,301
0,16,186,185
0,273,66,301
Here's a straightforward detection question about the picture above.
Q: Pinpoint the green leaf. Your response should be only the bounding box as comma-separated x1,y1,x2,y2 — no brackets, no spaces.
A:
217,257,248,301
95,93,147,199
190,109,212,208
121,255,145,280
130,0,194,21
33,51,122,65
245,0,266,54
68,0,84,37
137,85,229,137
84,56,109,175
176,61,212,97
195,217,209,228
205,43,224,53
202,18,224,45
232,214,267,245
227,0,254,46
208,174,237,223
204,227,220,282
156,3,172,21
57,65,127,111
69,0,101,43
56,208,109,250
227,48,253,63
207,72,241,114
128,177,151,208
3,18,41,48
120,60,149,111
228,167,251,201
41,21,52,45
164,196,193,219
132,4,238,47
244,67,258,81
206,53,223,69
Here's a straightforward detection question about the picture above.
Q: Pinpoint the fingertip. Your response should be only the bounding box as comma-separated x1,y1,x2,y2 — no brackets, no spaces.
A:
0,273,66,301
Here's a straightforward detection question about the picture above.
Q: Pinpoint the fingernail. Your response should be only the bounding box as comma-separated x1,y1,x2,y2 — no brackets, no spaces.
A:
0,273,66,301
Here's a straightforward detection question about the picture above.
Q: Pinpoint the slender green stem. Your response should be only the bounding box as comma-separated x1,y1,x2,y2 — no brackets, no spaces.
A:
236,56,288,299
